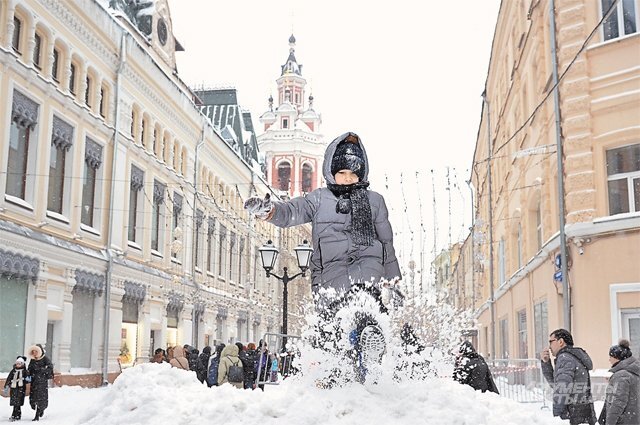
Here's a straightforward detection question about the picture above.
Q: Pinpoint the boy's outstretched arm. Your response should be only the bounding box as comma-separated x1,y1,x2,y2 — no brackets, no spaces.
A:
268,193,317,228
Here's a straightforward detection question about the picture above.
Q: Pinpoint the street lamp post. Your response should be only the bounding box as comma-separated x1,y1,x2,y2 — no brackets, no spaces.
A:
258,240,313,350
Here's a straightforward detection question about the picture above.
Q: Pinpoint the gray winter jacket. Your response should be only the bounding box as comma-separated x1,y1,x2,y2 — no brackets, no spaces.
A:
541,346,594,418
268,132,401,295
604,356,640,425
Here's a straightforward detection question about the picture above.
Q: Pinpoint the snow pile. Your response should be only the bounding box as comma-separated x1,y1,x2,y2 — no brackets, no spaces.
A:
71,363,562,425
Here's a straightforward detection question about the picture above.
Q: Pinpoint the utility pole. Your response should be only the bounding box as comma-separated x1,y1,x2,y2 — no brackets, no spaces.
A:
549,0,571,331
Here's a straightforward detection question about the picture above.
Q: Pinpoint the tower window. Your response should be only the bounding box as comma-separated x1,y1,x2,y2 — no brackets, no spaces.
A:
277,162,291,191
282,118,288,129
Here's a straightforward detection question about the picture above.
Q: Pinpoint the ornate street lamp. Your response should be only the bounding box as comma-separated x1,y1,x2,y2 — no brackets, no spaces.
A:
258,240,313,348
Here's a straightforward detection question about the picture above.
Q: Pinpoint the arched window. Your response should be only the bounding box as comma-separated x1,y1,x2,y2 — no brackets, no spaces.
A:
277,162,291,191
302,163,313,193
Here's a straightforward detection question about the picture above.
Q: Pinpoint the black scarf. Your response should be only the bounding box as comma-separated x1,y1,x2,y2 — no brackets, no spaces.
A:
327,182,374,246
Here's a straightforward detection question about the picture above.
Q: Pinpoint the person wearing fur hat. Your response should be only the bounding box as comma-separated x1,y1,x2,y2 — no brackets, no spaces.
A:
27,344,53,421
244,131,401,305
3,356,30,421
598,339,639,425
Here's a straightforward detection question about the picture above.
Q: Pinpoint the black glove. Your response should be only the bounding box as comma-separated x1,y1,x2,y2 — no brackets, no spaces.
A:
244,194,273,219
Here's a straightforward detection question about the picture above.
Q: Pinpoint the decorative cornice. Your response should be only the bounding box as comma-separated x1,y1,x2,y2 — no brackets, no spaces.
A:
216,306,228,319
41,0,119,69
130,165,144,191
51,115,74,151
123,280,146,304
0,248,39,282
85,137,103,169
11,89,39,129
74,269,105,296
166,291,184,312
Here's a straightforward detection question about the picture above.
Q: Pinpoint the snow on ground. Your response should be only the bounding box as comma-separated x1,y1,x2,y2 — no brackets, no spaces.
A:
4,363,567,425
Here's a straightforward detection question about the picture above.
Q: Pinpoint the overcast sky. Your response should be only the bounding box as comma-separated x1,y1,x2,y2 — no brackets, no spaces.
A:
169,0,501,274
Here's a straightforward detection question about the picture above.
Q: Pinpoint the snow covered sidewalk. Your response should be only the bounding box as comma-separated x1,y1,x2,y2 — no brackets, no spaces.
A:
3,363,565,424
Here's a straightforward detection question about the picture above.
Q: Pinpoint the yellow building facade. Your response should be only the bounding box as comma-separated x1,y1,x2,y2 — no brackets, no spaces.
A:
470,0,640,370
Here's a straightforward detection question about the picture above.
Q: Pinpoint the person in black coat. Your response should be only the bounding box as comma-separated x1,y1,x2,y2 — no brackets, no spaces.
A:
453,341,499,394
3,356,30,421
195,346,211,384
27,344,54,421
241,343,258,390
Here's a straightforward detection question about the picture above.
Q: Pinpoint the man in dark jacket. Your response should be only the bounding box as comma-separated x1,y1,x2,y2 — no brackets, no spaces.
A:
195,346,211,384
453,341,499,393
541,329,597,424
27,344,54,421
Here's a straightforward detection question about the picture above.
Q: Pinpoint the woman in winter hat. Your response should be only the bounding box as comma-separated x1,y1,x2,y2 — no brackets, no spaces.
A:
3,356,30,421
599,339,639,425
244,131,401,304
27,344,53,421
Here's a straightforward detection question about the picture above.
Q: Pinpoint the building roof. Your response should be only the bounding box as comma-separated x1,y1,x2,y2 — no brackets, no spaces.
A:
195,88,260,164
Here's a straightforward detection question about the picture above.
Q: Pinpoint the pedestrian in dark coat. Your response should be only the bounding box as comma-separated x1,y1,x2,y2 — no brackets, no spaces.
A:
598,339,640,425
244,132,401,303
195,346,211,384
241,343,258,390
541,329,597,424
206,344,225,387
27,344,54,421
453,341,499,394
3,356,29,421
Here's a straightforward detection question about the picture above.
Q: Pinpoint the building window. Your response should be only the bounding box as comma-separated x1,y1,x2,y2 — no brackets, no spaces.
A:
99,85,107,118
534,300,548,360
128,166,144,243
621,309,640,357
33,33,42,68
606,143,640,215
206,217,215,273
7,90,40,201
238,237,245,285
302,163,313,193
47,116,74,215
171,193,182,260
52,48,60,81
277,162,291,191
12,16,21,53
151,180,165,252
602,0,637,41
229,233,236,281
85,75,92,107
69,62,77,95
81,138,102,227
499,317,509,359
71,289,95,368
282,118,288,129
0,276,28,372
194,210,203,268
218,225,227,277
498,238,506,286
517,309,528,358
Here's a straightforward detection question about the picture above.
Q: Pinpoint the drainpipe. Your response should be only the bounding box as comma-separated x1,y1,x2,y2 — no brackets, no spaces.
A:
191,125,205,345
103,33,127,385
467,179,475,311
482,91,496,359
549,0,570,331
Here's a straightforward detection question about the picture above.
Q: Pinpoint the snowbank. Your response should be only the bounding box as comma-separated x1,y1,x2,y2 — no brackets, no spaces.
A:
69,362,563,425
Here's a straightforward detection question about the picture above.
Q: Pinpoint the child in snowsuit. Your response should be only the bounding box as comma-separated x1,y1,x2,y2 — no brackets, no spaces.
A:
3,356,29,421
244,131,401,307
270,354,279,383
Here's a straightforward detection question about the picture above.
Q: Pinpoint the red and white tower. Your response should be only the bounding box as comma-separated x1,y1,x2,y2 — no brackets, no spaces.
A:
257,34,325,198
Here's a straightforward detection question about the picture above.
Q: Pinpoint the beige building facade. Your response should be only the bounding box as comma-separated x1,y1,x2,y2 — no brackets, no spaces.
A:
0,0,311,386
467,0,640,370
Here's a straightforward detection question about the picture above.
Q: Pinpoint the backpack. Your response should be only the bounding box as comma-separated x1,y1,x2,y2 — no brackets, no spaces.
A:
207,356,219,386
227,358,244,383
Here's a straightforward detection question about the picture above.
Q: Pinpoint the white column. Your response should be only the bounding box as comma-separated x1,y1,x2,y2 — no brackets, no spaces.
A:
106,286,125,376
109,140,128,251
